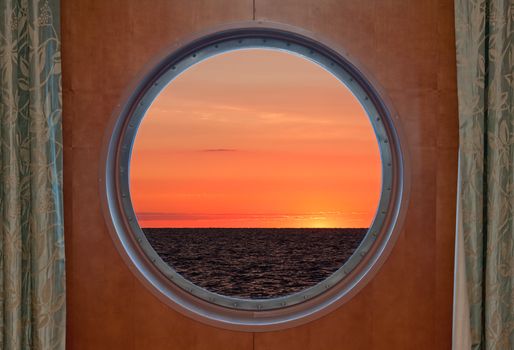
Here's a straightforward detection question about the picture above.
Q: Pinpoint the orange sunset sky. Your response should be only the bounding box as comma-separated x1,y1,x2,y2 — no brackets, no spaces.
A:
129,49,381,228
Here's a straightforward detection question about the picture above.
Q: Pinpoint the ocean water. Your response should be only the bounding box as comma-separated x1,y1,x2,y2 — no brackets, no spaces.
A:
143,228,366,299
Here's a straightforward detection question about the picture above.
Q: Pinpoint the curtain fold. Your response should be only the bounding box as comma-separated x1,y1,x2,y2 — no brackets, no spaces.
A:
0,0,65,349
453,0,514,349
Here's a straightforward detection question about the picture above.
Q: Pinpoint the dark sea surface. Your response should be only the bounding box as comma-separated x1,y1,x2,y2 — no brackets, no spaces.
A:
143,228,366,299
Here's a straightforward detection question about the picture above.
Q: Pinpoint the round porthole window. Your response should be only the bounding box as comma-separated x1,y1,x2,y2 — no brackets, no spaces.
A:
101,25,408,331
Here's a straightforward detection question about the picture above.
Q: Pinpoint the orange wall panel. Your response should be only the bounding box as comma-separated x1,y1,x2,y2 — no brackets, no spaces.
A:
62,0,458,349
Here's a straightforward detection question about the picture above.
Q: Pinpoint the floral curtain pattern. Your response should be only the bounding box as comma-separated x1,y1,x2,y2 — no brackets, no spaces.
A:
0,0,65,349
454,0,514,349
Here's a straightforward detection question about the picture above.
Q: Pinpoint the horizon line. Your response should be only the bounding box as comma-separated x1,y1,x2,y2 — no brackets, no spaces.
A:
141,227,369,230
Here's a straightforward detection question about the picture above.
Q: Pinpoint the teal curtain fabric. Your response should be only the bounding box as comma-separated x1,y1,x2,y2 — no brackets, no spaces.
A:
454,0,514,349
0,0,65,349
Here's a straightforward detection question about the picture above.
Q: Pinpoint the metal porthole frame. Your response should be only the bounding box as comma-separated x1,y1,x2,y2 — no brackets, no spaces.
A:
99,21,410,332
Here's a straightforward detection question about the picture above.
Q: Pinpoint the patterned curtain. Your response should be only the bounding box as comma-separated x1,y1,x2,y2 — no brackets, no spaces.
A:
453,0,514,349
0,0,65,349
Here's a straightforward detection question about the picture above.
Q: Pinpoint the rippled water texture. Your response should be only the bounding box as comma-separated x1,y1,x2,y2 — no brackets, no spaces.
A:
144,228,366,299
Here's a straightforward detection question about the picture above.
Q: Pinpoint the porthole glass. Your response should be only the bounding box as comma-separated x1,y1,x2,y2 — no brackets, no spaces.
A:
130,48,382,300
102,27,406,330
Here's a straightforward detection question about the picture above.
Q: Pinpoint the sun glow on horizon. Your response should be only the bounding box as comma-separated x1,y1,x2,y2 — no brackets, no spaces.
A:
130,49,382,229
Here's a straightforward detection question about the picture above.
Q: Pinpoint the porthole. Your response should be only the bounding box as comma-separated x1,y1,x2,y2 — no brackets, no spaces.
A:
101,25,408,331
